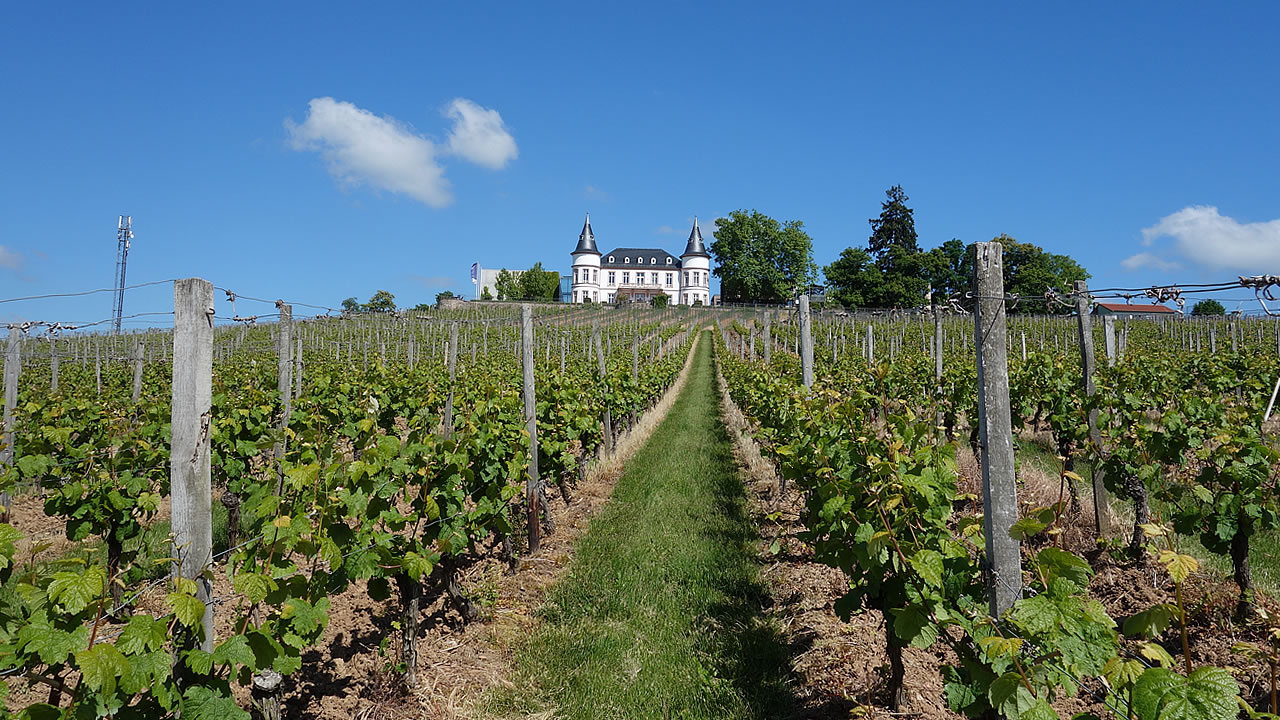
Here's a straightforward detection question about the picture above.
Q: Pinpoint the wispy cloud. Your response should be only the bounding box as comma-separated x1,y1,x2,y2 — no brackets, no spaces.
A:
0,245,21,270
1120,252,1181,272
655,225,678,235
1127,205,1280,272
286,97,518,208
584,185,610,202
444,99,517,170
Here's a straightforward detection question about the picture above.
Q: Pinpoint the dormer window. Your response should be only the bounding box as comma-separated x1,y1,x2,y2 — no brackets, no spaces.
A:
666,258,672,265
624,257,630,263
608,256,614,263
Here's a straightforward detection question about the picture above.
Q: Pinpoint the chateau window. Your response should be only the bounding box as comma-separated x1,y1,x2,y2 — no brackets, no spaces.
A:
622,271,630,284
608,256,614,263
608,293,615,303
666,258,672,265
624,257,630,263
593,291,598,301
592,269,597,283
684,272,689,285
665,273,672,287
651,272,658,285
608,271,615,284
573,269,578,283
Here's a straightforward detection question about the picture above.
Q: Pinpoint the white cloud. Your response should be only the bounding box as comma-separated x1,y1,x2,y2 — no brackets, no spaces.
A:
1134,205,1280,272
655,225,678,235
0,245,21,270
287,97,452,207
1120,252,1181,272
444,99,518,170
583,185,610,202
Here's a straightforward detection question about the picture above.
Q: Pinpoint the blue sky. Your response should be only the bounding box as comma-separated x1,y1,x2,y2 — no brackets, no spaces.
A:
3,2,1279,325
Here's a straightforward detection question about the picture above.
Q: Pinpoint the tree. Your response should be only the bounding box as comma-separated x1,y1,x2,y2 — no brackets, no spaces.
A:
435,290,457,304
480,287,493,301
865,185,928,308
824,247,881,308
341,297,360,313
362,290,396,313
1192,299,1226,316
709,210,817,303
516,262,560,301
971,235,1089,312
921,238,967,302
494,269,518,301
652,293,669,308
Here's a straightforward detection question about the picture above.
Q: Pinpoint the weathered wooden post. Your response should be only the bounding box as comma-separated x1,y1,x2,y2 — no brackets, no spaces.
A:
521,305,541,554
273,303,293,495
799,295,814,389
593,323,613,456
1073,281,1113,538
171,278,215,651
1,328,19,523
443,323,458,438
1103,314,1117,367
131,341,145,403
973,243,1021,617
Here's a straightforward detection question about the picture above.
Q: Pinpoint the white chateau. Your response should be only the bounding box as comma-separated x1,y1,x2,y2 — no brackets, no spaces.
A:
569,214,712,305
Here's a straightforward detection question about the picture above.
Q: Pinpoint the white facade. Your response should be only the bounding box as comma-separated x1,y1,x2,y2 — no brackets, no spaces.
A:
568,215,712,305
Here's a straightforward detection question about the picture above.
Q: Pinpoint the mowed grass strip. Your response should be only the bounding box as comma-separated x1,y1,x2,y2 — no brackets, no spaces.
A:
489,332,792,719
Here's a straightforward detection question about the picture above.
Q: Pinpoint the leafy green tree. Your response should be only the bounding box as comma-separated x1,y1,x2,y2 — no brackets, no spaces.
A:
341,297,359,313
709,210,817,302
651,293,669,308
516,262,560,301
1192,299,1226,316
494,269,518,300
865,185,928,308
921,238,968,302
823,247,880,308
480,286,493,301
963,235,1089,312
435,290,457,304
362,290,396,313
410,303,432,311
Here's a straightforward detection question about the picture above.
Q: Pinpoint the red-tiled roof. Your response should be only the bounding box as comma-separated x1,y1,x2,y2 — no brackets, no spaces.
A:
1094,302,1175,313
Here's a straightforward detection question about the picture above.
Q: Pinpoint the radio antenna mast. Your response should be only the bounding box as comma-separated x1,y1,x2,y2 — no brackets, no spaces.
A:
112,215,133,334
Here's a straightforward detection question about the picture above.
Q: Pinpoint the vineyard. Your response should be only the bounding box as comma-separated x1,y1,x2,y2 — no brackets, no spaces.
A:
2,256,1280,719
715,251,1280,719
0,280,698,718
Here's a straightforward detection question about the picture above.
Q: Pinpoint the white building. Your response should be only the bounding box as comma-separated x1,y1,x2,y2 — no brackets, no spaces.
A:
569,214,712,305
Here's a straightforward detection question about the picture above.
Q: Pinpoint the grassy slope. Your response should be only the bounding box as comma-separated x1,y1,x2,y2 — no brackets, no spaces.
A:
489,331,793,719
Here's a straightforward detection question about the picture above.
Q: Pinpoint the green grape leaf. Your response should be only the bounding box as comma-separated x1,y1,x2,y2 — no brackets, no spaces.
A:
116,614,170,655
48,566,105,614
1123,604,1179,640
17,612,88,666
1131,666,1238,720
233,571,273,605
909,549,944,588
181,686,252,720
167,592,207,628
212,634,256,670
120,649,171,695
75,643,131,697
1035,547,1092,591
184,649,214,676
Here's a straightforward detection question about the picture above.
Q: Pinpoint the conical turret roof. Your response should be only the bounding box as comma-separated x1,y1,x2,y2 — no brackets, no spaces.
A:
573,213,600,255
683,217,709,258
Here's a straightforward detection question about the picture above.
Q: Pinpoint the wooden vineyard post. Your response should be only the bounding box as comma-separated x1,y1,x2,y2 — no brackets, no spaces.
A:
521,305,541,554
130,341,144,403
973,243,1022,617
593,323,613,457
50,339,59,393
1,328,19,523
934,310,944,428
170,278,215,651
799,295,814,389
1073,281,1113,538
443,323,458,439
762,314,772,366
866,324,875,366
294,338,303,398
632,333,639,381
274,303,293,495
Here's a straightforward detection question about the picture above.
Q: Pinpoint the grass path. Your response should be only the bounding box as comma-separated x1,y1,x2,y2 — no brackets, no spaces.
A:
489,330,793,719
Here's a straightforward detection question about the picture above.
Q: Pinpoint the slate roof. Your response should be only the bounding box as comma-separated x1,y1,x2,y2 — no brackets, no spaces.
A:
602,248,682,268
683,217,709,257
573,213,600,255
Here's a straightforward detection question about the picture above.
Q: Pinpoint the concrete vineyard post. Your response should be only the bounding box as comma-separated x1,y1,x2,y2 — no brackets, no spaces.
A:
274,303,293,495
131,341,144,403
444,323,458,439
521,305,541,554
799,295,814,389
763,315,772,365
1,328,18,523
1103,314,1117,368
170,278,215,652
1073,281,1113,538
593,323,613,457
973,243,1022,617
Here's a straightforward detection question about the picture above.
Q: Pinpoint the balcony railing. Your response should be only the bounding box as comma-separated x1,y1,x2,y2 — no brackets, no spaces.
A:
615,282,672,291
